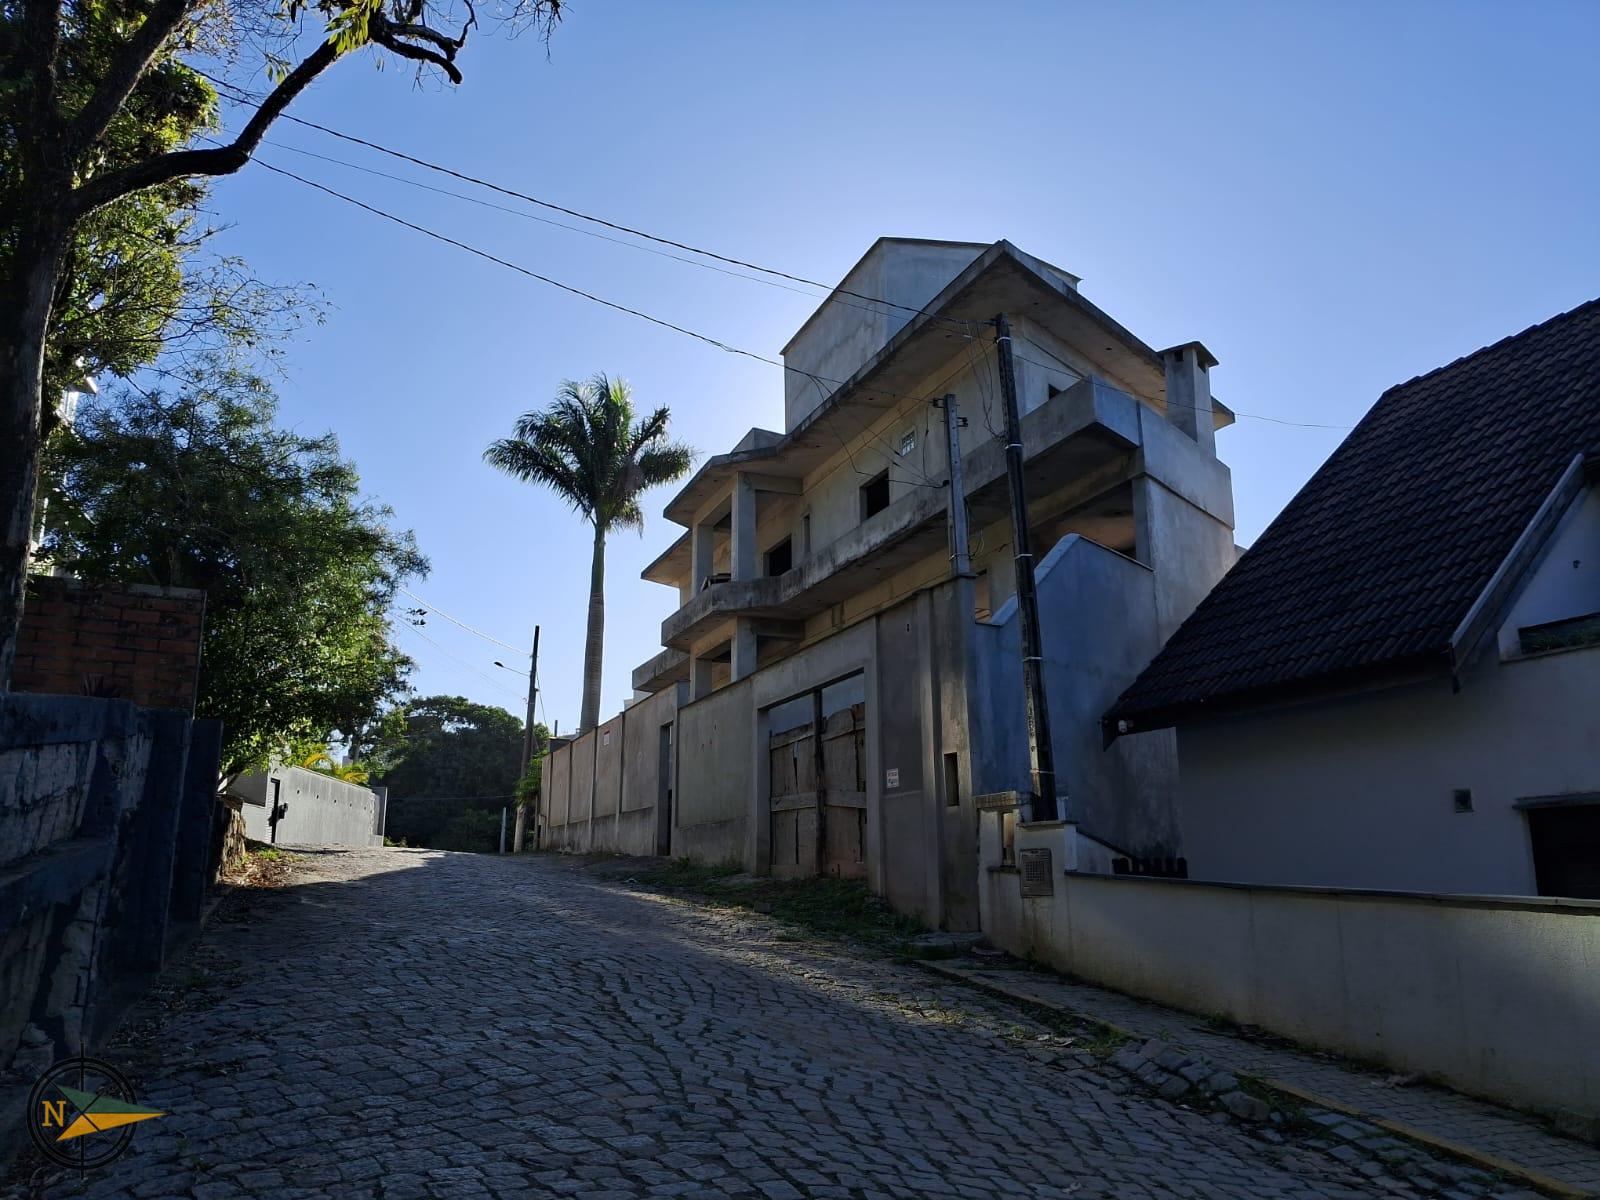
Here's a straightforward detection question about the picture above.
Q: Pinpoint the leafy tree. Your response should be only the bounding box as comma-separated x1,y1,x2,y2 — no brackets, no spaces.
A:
40,362,425,776
484,374,693,731
374,694,548,852
0,0,563,685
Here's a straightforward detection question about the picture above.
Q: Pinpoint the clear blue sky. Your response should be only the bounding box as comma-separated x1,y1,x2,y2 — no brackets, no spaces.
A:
201,1,1600,731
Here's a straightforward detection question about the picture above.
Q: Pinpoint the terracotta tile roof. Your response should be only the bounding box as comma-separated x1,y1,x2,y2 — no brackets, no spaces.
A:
1107,295,1600,730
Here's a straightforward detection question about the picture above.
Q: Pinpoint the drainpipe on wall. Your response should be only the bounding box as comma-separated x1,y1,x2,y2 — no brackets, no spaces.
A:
993,314,1060,824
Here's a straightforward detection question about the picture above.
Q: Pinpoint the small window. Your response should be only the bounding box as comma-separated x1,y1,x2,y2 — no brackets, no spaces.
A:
801,512,811,556
973,570,991,620
943,752,961,808
860,471,890,519
1519,611,1600,655
765,537,792,577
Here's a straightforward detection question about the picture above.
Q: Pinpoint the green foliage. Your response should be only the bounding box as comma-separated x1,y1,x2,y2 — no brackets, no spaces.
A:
41,363,425,775
631,862,925,951
374,695,534,850
483,374,695,536
0,9,315,416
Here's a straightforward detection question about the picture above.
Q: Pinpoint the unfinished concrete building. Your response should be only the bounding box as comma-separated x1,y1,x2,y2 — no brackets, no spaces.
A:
540,238,1236,931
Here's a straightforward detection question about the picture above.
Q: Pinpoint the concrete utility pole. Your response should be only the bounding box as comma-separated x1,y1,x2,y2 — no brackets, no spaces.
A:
993,314,1058,822
511,625,540,853
939,393,973,578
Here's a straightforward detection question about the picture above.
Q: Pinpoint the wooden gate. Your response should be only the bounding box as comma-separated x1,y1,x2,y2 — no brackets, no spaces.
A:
768,678,867,879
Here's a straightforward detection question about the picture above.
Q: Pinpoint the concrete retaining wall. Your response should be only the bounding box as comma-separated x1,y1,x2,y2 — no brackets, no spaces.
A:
981,865,1600,1125
235,766,380,849
1,693,222,1152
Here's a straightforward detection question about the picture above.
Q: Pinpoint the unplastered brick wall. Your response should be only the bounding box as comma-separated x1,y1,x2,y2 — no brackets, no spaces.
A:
13,577,205,711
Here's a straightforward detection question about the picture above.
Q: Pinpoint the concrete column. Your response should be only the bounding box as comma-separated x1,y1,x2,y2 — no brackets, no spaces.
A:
691,521,715,592
730,619,758,681
730,473,758,581
689,654,714,700
1161,342,1218,456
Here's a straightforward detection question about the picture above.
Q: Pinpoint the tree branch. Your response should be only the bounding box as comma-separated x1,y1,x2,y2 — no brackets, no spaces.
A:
68,39,341,220
66,0,193,159
368,6,473,85
11,0,64,153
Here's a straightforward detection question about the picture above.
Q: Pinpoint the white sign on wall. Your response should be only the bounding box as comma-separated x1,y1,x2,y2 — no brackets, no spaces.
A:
885,767,900,789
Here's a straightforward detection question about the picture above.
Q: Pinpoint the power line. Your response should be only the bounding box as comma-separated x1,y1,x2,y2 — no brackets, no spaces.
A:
258,136,921,323
255,157,789,369
239,153,1000,428
397,585,524,653
202,72,978,332
394,617,527,704
201,111,1348,432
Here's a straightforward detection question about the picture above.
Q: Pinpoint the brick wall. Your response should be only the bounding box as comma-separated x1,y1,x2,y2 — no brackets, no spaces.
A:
13,577,206,711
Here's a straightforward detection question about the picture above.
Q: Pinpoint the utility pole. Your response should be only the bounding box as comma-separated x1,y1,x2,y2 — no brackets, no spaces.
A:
993,314,1059,822
512,625,541,853
940,393,972,578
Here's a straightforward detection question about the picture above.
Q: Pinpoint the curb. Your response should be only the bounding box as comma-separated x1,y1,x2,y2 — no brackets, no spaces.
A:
914,960,1592,1200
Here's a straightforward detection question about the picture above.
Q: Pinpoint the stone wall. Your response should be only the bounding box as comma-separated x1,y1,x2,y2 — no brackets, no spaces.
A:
0,693,223,1153
13,576,206,711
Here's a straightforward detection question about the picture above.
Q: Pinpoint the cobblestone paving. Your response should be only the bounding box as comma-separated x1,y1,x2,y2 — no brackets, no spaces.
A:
2,850,1562,1199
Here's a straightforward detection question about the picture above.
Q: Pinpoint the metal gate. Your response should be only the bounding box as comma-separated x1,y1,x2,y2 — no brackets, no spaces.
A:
768,675,866,879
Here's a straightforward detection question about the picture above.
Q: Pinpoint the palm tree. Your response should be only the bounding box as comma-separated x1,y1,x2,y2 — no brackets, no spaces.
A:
485,374,693,732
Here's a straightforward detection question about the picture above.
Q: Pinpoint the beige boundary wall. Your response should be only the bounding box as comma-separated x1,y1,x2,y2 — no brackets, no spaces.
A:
540,685,680,855
980,861,1600,1124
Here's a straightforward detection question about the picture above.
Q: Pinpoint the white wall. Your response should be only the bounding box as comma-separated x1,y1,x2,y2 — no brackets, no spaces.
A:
1498,482,1600,656
237,766,378,848
1179,643,1600,895
980,868,1600,1125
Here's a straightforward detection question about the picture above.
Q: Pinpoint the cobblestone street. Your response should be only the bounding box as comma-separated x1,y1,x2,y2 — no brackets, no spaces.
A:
4,849,1573,1199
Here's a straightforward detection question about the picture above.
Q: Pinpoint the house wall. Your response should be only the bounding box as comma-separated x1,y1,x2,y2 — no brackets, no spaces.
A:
236,766,380,849
1177,643,1600,894
979,868,1600,1126
1497,481,1600,654
973,535,1184,857
781,241,985,431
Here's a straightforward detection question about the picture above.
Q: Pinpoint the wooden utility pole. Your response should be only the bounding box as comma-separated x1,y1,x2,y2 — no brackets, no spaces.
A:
993,315,1058,822
511,625,541,852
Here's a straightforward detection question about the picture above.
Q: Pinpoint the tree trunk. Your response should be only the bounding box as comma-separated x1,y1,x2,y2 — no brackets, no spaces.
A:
579,522,606,732
0,219,70,689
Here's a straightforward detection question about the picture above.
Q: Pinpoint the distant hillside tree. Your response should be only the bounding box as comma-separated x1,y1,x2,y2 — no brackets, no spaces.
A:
376,695,548,852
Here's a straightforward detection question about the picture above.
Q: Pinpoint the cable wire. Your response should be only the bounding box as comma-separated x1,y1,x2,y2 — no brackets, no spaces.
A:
398,585,525,653
202,72,978,331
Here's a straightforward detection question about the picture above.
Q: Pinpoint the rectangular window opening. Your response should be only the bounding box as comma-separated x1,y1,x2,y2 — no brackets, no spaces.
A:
765,537,793,577
860,471,891,520
943,752,961,808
